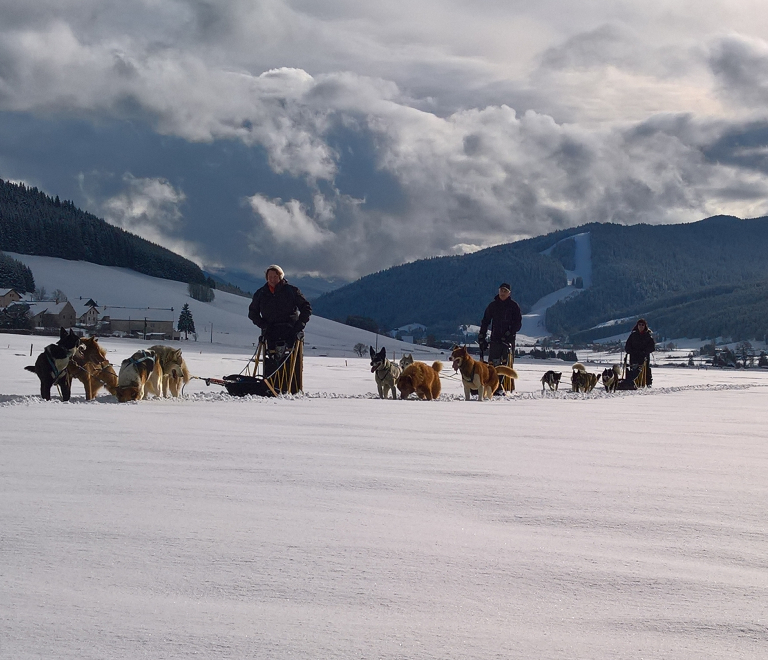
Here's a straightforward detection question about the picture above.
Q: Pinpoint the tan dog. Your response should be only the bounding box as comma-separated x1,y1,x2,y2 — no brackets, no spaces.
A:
399,353,414,370
68,336,118,400
149,345,191,397
396,361,443,400
115,349,162,402
450,345,518,401
571,362,599,393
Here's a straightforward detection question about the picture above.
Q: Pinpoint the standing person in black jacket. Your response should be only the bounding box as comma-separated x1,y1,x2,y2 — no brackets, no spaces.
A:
624,318,655,386
248,265,312,377
478,282,522,392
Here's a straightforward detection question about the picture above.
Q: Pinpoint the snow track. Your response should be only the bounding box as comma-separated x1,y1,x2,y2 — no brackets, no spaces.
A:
1,382,759,407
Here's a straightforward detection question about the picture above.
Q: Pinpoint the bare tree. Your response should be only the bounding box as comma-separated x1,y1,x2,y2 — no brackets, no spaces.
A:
51,289,68,304
353,342,366,357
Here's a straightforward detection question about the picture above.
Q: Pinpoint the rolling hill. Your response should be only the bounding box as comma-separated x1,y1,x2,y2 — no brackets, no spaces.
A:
313,215,768,342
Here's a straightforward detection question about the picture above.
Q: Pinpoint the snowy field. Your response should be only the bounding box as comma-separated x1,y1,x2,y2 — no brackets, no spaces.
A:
2,330,768,660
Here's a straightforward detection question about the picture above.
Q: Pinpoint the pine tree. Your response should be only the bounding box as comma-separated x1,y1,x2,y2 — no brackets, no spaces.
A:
177,303,195,339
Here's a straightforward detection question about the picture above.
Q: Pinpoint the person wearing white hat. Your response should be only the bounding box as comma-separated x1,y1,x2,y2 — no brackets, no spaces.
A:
248,264,312,348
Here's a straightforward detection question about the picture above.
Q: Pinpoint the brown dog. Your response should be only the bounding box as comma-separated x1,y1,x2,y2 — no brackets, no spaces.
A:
396,361,443,400
571,362,599,393
68,336,118,400
450,345,518,401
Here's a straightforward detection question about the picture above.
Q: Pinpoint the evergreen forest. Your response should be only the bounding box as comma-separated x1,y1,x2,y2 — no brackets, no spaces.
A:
314,215,768,341
0,179,206,285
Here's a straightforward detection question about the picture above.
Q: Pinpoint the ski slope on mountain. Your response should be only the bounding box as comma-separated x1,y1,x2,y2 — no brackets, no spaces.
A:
521,232,592,340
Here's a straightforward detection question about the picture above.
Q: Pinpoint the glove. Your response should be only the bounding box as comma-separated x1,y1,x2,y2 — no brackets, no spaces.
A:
478,336,488,352
502,330,513,343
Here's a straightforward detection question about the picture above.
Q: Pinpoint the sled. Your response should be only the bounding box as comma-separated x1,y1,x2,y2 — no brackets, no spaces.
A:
617,358,648,390
198,335,304,397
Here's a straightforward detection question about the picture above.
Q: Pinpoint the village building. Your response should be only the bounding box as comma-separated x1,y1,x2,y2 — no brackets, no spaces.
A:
27,301,77,329
0,288,22,308
72,301,101,328
103,317,179,340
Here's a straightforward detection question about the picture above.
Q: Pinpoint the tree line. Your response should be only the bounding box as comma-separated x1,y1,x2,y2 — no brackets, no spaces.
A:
0,179,207,285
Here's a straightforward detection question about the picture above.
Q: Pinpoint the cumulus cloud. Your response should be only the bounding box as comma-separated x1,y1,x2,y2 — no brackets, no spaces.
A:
709,34,768,108
246,194,331,248
3,1,768,279
84,173,206,264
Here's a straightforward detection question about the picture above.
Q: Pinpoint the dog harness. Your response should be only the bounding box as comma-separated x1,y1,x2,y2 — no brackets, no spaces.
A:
123,351,156,369
460,362,477,383
45,346,75,385
375,361,396,379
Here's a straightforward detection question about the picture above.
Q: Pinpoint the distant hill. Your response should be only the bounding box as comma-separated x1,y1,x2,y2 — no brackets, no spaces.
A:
313,215,768,341
0,179,207,285
312,244,567,335
545,216,768,342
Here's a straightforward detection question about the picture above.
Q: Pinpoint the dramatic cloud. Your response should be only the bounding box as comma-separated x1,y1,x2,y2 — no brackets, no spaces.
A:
3,1,768,280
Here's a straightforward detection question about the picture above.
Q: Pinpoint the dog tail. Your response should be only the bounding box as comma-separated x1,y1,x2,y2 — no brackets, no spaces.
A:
24,365,36,373
572,362,587,372
496,366,518,379
431,361,443,373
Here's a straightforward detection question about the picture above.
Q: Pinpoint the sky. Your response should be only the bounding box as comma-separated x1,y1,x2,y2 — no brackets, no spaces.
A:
3,1,768,282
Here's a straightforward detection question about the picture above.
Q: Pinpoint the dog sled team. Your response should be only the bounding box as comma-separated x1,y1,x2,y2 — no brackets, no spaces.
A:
369,283,656,400
25,327,191,402
23,269,655,402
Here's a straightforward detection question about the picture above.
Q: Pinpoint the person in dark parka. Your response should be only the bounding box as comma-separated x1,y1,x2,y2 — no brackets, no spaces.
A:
478,282,523,392
248,264,312,345
624,318,655,386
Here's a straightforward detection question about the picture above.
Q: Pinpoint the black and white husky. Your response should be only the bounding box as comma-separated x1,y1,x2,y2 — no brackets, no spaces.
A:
602,364,621,392
540,370,562,392
370,346,402,399
25,327,82,401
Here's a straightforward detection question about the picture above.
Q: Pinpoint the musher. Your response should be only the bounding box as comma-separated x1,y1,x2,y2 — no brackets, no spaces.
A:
478,282,522,392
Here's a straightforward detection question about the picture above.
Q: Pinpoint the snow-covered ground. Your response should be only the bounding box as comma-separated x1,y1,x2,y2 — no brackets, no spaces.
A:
4,252,439,360
3,327,768,659
3,254,768,659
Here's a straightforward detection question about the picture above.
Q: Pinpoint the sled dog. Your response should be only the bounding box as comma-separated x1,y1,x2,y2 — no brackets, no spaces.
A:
601,364,621,393
450,345,518,401
571,362,599,393
68,336,118,400
25,327,82,401
399,353,414,370
370,346,402,399
540,370,562,392
396,361,443,400
115,349,162,402
149,345,191,397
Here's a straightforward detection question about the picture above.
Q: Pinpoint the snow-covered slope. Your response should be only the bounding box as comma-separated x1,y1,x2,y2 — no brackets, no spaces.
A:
2,330,768,660
6,253,439,359
521,232,593,341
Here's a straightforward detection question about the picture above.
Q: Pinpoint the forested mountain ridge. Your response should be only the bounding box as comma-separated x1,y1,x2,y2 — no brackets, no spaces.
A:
313,215,768,341
0,179,206,285
546,216,768,341
312,243,568,335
